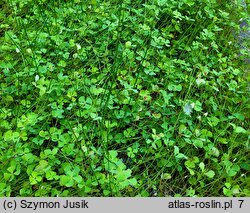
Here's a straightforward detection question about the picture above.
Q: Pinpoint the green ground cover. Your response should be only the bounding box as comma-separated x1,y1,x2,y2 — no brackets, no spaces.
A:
0,0,249,196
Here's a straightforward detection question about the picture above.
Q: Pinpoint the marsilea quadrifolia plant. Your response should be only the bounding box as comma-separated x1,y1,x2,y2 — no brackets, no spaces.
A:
0,0,249,196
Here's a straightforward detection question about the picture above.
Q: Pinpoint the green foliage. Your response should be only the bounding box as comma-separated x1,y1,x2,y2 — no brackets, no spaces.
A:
0,0,249,197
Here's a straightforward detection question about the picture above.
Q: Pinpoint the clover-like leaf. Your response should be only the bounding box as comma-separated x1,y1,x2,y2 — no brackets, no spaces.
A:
205,170,215,178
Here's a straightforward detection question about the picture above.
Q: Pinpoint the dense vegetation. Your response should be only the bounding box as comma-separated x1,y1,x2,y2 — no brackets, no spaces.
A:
0,0,249,197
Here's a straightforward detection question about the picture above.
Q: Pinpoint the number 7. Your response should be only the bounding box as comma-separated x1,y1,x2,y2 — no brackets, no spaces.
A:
238,200,244,208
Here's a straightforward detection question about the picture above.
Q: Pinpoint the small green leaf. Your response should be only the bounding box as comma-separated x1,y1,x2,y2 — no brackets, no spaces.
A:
161,173,172,180
73,175,83,183
52,108,64,118
35,160,49,172
116,170,131,182
194,101,202,111
60,175,74,187
4,130,13,141
199,162,205,172
193,139,203,148
230,123,247,134
205,170,215,178
187,168,195,175
211,147,220,157
58,60,67,67
207,116,220,127
168,84,182,91
227,164,240,177
234,126,247,134
109,150,118,160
